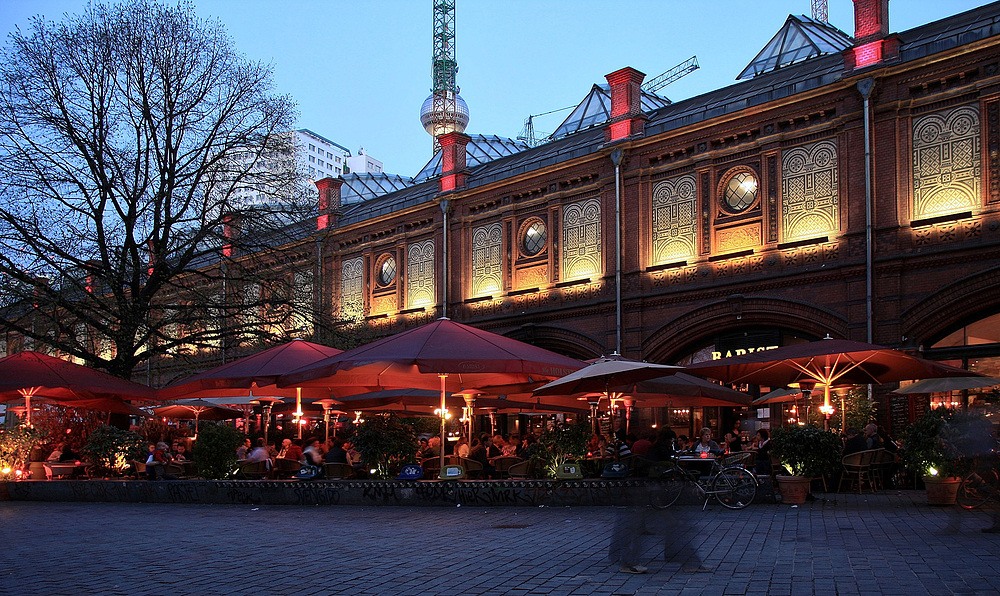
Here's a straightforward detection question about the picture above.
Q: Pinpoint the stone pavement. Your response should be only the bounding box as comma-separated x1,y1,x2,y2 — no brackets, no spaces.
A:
1,490,998,595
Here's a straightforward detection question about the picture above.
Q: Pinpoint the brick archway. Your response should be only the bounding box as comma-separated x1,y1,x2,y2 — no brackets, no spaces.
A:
902,265,1000,345
502,324,604,361
643,296,848,363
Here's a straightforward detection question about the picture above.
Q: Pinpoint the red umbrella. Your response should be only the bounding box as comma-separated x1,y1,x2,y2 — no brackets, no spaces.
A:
279,318,585,473
160,339,343,440
0,351,156,425
687,336,981,425
160,339,342,399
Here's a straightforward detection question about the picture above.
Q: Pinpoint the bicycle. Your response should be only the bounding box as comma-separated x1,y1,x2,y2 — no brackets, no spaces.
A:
649,452,759,510
957,454,1000,510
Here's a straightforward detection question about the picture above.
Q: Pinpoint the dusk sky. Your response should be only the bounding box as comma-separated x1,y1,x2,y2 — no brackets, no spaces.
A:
0,0,986,178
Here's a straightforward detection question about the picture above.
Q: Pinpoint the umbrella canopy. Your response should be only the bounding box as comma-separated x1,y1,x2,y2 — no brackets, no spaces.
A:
533,356,683,397
615,373,753,408
153,398,243,434
279,318,585,391
159,339,343,399
280,320,585,474
752,387,803,405
686,337,981,423
892,376,1000,394
0,351,156,425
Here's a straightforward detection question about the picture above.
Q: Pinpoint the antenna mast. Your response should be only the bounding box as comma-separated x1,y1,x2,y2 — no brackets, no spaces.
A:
811,0,828,22
430,0,459,152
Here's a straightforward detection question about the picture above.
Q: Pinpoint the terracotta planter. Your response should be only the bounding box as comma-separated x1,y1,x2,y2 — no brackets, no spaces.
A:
922,474,961,506
776,475,811,504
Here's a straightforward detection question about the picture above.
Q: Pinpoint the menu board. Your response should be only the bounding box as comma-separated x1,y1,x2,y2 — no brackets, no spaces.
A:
889,395,910,434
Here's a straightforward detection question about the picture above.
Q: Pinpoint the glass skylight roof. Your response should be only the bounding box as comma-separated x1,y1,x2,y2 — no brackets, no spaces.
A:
738,15,854,80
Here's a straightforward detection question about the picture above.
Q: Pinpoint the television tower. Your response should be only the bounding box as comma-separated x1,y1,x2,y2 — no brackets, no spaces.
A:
419,0,469,154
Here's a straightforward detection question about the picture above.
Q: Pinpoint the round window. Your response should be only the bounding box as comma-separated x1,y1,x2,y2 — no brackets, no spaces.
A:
377,255,396,286
723,171,759,213
521,220,546,257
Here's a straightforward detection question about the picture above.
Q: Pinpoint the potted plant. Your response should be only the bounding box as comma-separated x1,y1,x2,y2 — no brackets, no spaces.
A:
770,425,842,504
902,408,991,505
192,423,245,479
533,422,589,479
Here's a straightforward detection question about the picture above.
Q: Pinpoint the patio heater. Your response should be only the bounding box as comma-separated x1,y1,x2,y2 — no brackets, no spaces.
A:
315,399,341,442
254,397,283,446
462,393,477,440
587,396,601,435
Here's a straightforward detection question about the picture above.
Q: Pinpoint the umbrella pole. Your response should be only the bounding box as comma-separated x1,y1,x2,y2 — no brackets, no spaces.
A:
439,374,447,476
296,387,303,440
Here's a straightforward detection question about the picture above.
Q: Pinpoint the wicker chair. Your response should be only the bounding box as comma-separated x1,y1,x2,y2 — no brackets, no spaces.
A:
237,460,270,480
323,462,355,479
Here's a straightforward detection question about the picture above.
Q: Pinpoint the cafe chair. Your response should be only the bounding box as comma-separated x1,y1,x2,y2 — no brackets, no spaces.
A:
130,460,147,480
420,457,442,479
458,457,484,479
237,460,270,480
491,456,522,478
507,459,533,479
721,452,754,468
838,449,878,493
272,457,302,480
323,462,355,479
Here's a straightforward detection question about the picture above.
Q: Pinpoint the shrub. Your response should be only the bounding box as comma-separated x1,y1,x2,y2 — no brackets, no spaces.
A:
353,414,417,478
82,425,145,477
0,425,42,478
533,422,590,479
192,423,244,479
903,408,993,478
770,424,842,478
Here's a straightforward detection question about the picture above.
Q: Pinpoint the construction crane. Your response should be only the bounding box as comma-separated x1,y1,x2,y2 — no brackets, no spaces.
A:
642,56,699,94
811,0,828,23
517,105,574,148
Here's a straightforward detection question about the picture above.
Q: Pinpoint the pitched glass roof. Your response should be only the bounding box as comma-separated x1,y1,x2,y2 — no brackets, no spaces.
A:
340,172,415,205
738,14,854,80
412,134,530,182
549,84,672,140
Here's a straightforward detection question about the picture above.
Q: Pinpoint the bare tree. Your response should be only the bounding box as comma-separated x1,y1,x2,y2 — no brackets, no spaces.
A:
0,1,317,378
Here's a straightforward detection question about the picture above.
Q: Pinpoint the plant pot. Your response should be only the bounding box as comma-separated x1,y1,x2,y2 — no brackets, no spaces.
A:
776,475,811,505
922,474,961,506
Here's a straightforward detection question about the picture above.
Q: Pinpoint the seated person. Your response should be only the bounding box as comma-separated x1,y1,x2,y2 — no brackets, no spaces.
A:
324,438,349,464
246,438,272,467
752,429,772,476
647,428,676,462
173,444,193,462
691,428,724,456
46,442,65,462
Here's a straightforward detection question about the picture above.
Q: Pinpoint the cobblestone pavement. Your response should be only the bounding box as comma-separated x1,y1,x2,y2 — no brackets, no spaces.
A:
2,490,998,595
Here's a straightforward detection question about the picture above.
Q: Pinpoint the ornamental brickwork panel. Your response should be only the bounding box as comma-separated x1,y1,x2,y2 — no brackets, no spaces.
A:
781,140,839,241
562,198,602,280
340,256,364,321
651,174,698,263
406,240,435,309
472,223,503,297
912,105,981,219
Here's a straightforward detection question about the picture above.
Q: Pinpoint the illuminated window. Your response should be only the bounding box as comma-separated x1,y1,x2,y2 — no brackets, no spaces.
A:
521,219,546,257
376,254,396,287
722,170,759,213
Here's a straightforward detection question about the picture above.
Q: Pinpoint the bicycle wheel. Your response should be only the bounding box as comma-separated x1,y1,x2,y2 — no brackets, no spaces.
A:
957,469,996,510
712,466,758,510
649,469,685,509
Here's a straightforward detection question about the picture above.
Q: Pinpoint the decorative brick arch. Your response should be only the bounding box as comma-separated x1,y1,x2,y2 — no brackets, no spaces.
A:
502,324,604,361
643,296,848,363
901,265,1000,345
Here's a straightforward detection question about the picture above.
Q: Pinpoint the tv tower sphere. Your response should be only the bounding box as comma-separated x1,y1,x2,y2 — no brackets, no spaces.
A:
420,92,470,137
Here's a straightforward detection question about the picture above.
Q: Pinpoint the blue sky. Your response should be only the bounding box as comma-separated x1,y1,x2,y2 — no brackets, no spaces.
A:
0,0,988,177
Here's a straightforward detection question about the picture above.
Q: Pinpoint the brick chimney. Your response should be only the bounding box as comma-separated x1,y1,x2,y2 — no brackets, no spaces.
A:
845,0,900,70
314,177,344,230
604,67,648,143
438,131,470,193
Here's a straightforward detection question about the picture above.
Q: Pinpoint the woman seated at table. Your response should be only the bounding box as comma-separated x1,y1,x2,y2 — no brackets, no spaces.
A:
691,428,724,457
